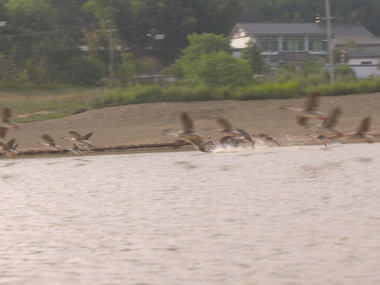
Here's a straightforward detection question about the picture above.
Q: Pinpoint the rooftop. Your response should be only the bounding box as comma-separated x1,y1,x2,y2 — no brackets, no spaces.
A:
233,22,380,46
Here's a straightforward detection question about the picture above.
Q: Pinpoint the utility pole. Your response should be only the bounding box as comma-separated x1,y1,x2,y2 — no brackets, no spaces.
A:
325,0,334,83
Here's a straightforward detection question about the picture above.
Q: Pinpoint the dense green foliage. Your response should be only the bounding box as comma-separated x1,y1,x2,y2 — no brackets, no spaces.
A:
91,78,380,109
162,33,252,87
1,0,380,106
240,41,266,74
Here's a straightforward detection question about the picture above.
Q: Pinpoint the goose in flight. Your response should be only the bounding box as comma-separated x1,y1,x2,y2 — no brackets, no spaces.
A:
61,131,93,148
216,118,255,148
0,108,20,138
38,134,65,152
316,106,344,138
346,117,374,143
307,133,328,147
307,106,343,146
70,143,83,157
280,92,327,127
258,133,280,146
163,112,209,152
0,138,19,158
218,135,244,148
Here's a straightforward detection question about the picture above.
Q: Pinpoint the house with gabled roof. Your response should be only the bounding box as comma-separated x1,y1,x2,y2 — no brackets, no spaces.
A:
230,22,380,78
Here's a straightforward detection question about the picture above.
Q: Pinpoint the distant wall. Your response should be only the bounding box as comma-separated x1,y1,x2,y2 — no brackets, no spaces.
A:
348,58,380,78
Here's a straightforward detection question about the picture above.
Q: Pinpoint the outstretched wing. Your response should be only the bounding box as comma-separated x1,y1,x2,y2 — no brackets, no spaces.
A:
357,117,371,134
180,112,194,132
305,92,319,111
42,134,55,144
82,132,93,140
217,118,233,132
2,107,11,123
6,138,16,149
237,128,254,142
297,115,309,127
259,133,280,146
322,107,342,128
68,131,82,139
0,127,7,138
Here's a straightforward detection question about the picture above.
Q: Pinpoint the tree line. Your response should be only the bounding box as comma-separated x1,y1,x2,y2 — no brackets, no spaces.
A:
0,0,379,87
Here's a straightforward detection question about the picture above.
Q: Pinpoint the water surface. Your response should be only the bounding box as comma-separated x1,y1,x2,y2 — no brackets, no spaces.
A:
1,143,380,284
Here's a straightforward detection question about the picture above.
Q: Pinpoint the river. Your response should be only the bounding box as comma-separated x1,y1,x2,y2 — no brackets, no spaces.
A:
1,143,379,284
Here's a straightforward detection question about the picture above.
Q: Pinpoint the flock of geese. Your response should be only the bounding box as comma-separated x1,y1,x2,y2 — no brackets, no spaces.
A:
0,92,376,157
0,107,93,158
162,112,279,153
163,92,375,152
280,92,375,146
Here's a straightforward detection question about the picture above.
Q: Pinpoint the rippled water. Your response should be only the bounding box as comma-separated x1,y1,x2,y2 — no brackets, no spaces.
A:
1,143,380,285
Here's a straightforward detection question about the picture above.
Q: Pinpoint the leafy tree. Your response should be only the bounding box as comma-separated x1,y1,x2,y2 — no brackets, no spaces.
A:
4,0,56,65
115,53,150,84
163,32,232,80
275,63,300,83
300,58,323,76
240,41,266,74
182,51,252,87
5,0,56,31
83,0,243,63
334,64,356,82
2,0,380,87
181,33,232,62
81,28,102,58
163,33,251,87
274,59,328,85
0,53,10,79
63,56,107,85
25,58,51,84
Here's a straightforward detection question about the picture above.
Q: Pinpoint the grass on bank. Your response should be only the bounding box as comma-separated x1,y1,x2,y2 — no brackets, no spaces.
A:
0,87,103,123
1,78,380,123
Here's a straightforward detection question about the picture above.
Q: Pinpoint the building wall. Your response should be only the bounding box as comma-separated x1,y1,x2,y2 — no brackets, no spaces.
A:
347,58,380,78
230,36,252,49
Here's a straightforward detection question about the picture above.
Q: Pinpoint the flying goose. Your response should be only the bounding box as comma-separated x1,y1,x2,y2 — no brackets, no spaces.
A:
346,117,374,143
216,118,255,148
258,133,280,146
69,143,86,157
316,106,344,138
280,92,327,127
0,138,19,158
39,134,65,152
61,131,93,148
0,108,20,138
163,112,209,152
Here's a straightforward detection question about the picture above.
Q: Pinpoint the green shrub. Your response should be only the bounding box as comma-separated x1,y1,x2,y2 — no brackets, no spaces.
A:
63,56,107,85
92,78,380,109
307,78,380,96
334,64,356,82
0,76,29,90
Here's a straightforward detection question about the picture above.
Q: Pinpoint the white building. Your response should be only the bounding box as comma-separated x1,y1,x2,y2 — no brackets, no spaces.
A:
230,22,380,78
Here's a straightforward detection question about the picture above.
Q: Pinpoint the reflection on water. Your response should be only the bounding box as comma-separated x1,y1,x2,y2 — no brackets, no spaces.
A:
1,143,380,284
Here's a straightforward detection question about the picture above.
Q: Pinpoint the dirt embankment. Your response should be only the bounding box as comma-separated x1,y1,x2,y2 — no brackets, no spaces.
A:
4,93,380,153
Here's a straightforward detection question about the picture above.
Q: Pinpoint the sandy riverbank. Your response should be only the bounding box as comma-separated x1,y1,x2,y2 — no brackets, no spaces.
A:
3,92,380,154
